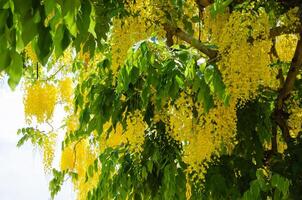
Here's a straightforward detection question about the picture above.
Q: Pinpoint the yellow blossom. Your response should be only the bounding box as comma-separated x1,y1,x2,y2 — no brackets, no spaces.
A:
275,34,299,62
43,132,57,173
59,77,73,105
24,81,57,123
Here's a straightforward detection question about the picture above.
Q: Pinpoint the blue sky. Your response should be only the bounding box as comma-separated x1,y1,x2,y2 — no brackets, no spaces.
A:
0,79,75,200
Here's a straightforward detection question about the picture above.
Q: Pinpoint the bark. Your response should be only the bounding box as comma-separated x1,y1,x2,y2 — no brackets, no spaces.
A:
273,31,302,143
270,25,302,38
163,24,218,59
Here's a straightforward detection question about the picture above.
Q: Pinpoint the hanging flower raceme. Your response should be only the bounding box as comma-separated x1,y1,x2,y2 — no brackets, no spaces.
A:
43,132,57,173
59,77,73,105
204,9,278,104
24,81,57,123
98,111,148,154
275,34,299,62
111,0,166,76
167,92,237,180
67,139,99,200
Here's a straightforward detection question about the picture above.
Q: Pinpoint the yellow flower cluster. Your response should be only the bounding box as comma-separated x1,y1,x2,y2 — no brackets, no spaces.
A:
219,39,276,102
66,114,79,133
24,43,38,64
288,99,302,138
277,134,287,154
202,7,230,43
125,0,166,23
61,138,99,200
179,0,200,37
99,121,125,152
77,170,99,200
76,51,105,85
99,110,148,153
60,114,80,171
279,7,301,31
186,173,192,200
74,139,99,200
57,48,74,64
74,140,96,199
111,16,164,75
167,92,195,141
43,132,57,173
205,9,278,102
60,143,75,171
123,110,148,153
111,0,166,75
77,50,104,69
275,34,299,62
59,77,73,105
24,82,57,123
263,132,287,154
167,92,237,179
78,50,90,66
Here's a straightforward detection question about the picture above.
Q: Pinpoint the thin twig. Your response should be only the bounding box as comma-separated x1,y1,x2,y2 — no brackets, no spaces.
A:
72,138,84,169
47,121,55,132
44,65,65,81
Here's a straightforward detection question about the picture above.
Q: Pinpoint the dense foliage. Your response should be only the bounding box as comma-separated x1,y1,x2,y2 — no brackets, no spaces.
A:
2,0,302,199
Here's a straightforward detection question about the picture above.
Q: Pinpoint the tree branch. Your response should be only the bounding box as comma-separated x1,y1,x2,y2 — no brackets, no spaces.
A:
271,124,278,153
277,32,302,104
164,26,174,47
270,25,302,38
273,30,302,143
163,9,300,59
163,24,218,59
277,0,302,9
195,0,212,12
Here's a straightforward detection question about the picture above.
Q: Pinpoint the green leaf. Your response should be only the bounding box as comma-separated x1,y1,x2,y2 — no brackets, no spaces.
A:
53,25,70,58
271,174,290,196
17,135,28,147
21,15,38,46
53,24,64,57
0,10,9,34
204,65,214,84
142,167,147,180
255,169,268,191
34,25,53,65
49,169,66,199
141,85,150,107
62,0,80,37
212,68,226,100
88,165,94,178
210,0,233,17
13,0,31,16
88,4,96,38
198,78,214,113
0,49,11,71
147,160,153,173
44,0,56,16
175,75,184,89
6,51,23,89
64,13,77,37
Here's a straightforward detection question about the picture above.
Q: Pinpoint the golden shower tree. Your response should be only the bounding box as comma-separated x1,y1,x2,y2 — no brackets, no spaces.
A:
1,0,302,199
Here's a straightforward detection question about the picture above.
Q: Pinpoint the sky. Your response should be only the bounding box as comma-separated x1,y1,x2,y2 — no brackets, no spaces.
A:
0,78,75,200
